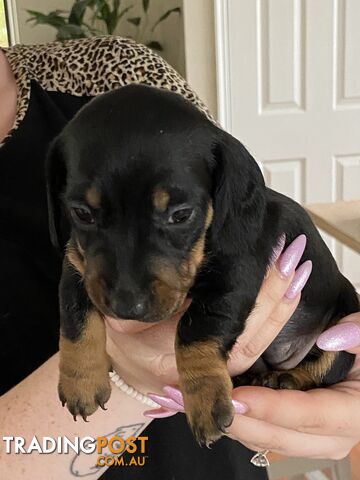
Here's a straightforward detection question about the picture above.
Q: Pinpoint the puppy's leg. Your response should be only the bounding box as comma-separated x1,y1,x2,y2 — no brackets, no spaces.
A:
176,335,233,447
58,259,111,420
175,294,251,447
241,348,355,390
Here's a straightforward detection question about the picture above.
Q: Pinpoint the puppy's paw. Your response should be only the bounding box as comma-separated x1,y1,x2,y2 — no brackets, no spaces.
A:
239,370,315,391
58,369,111,421
184,380,234,447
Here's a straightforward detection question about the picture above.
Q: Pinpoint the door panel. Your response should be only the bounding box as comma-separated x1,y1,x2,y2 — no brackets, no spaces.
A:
215,0,360,285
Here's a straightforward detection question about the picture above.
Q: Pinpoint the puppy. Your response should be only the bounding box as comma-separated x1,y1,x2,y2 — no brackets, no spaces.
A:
46,84,359,446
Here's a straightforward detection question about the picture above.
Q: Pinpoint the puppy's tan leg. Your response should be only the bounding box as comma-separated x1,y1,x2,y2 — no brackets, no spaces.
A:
58,309,111,420
176,338,234,447
242,351,340,390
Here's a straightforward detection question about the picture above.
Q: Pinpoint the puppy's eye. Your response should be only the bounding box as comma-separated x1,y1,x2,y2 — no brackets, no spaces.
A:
168,208,194,224
71,207,95,225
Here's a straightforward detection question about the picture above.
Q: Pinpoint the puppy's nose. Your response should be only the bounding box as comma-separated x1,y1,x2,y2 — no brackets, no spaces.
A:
110,290,148,320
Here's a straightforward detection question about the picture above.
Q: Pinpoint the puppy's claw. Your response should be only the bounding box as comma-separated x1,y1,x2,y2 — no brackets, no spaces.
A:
73,415,77,422
99,402,107,411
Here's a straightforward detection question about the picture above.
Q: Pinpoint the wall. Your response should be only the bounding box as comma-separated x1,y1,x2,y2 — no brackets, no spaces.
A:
183,0,217,118
15,0,74,44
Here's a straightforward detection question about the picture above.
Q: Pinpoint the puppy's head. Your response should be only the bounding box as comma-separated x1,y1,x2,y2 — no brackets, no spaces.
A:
47,85,265,321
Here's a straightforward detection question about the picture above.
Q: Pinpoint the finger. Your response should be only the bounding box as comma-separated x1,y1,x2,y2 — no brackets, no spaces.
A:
228,294,301,374
228,414,352,459
229,236,310,371
231,384,360,437
246,234,307,335
317,313,360,354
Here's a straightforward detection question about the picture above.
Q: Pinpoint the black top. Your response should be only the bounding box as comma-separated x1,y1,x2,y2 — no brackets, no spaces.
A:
0,37,267,480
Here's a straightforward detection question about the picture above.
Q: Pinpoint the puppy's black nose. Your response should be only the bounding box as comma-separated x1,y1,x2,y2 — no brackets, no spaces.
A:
110,290,148,320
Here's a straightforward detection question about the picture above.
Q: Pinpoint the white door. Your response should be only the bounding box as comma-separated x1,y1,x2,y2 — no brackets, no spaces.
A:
215,0,360,286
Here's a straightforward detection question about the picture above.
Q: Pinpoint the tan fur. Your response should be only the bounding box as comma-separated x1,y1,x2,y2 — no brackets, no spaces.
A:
66,242,85,276
59,310,111,418
175,339,234,444
277,351,339,390
85,186,101,209
299,351,338,385
151,203,214,320
251,351,340,390
153,187,170,212
180,203,213,279
84,258,108,315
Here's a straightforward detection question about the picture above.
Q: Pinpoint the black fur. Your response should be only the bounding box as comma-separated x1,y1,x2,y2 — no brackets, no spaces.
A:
47,84,359,397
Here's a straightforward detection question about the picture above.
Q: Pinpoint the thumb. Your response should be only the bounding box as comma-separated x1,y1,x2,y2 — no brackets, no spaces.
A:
317,312,360,354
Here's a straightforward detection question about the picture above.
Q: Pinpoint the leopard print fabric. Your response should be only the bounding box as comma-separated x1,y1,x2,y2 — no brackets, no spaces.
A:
2,35,214,147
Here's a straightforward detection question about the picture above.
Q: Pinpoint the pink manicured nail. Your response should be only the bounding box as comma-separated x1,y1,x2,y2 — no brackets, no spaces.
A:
317,323,360,351
143,408,178,418
147,393,184,411
270,234,286,265
285,260,312,299
232,399,248,414
163,386,184,405
278,234,307,277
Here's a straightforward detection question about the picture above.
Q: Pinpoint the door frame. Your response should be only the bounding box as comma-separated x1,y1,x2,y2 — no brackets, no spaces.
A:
214,0,233,131
4,0,20,45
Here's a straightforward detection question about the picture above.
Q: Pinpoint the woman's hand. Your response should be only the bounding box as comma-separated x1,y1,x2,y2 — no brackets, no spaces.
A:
104,235,306,394
222,311,360,459
141,235,311,418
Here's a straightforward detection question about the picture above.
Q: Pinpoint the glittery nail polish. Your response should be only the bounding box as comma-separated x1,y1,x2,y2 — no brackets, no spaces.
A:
232,399,248,414
278,234,307,277
143,408,178,418
163,386,184,405
147,393,184,411
317,322,360,351
285,260,312,299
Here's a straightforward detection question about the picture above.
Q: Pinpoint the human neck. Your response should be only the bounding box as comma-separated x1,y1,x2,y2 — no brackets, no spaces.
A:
0,48,18,143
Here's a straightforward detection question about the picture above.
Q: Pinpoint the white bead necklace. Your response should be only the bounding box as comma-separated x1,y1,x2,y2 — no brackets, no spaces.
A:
109,371,160,408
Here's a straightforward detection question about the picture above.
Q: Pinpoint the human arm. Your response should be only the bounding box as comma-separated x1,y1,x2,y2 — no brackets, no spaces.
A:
0,353,152,480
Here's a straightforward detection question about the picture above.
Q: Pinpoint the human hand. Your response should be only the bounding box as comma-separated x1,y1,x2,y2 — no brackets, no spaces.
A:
143,235,312,417
219,311,360,459
145,303,360,461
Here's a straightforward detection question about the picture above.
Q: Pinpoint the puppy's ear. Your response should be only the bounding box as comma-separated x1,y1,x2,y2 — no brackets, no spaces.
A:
210,129,266,256
46,137,69,251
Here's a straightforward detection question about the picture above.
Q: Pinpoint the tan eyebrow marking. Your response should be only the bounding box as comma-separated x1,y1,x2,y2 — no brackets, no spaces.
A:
153,187,170,212
85,186,101,209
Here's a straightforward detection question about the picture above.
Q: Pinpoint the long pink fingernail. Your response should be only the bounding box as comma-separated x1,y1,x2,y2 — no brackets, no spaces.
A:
232,399,248,414
317,323,360,351
270,234,286,265
163,386,184,405
285,260,312,299
278,234,307,277
147,393,184,411
143,408,178,418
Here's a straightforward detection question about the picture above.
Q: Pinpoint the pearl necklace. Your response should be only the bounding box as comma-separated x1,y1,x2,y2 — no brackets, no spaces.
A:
109,371,159,408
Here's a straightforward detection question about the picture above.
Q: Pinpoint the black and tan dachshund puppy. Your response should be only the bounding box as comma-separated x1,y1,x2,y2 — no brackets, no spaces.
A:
46,84,359,446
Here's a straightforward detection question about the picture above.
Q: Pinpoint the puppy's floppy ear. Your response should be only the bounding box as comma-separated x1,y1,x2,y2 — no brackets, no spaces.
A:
46,137,69,251
209,129,266,256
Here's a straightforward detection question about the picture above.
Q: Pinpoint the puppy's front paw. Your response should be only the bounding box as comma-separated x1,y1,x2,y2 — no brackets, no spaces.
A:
58,368,111,421
184,379,234,447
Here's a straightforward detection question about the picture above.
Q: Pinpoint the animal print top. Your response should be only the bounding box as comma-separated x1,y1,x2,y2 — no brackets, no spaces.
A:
2,35,213,147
